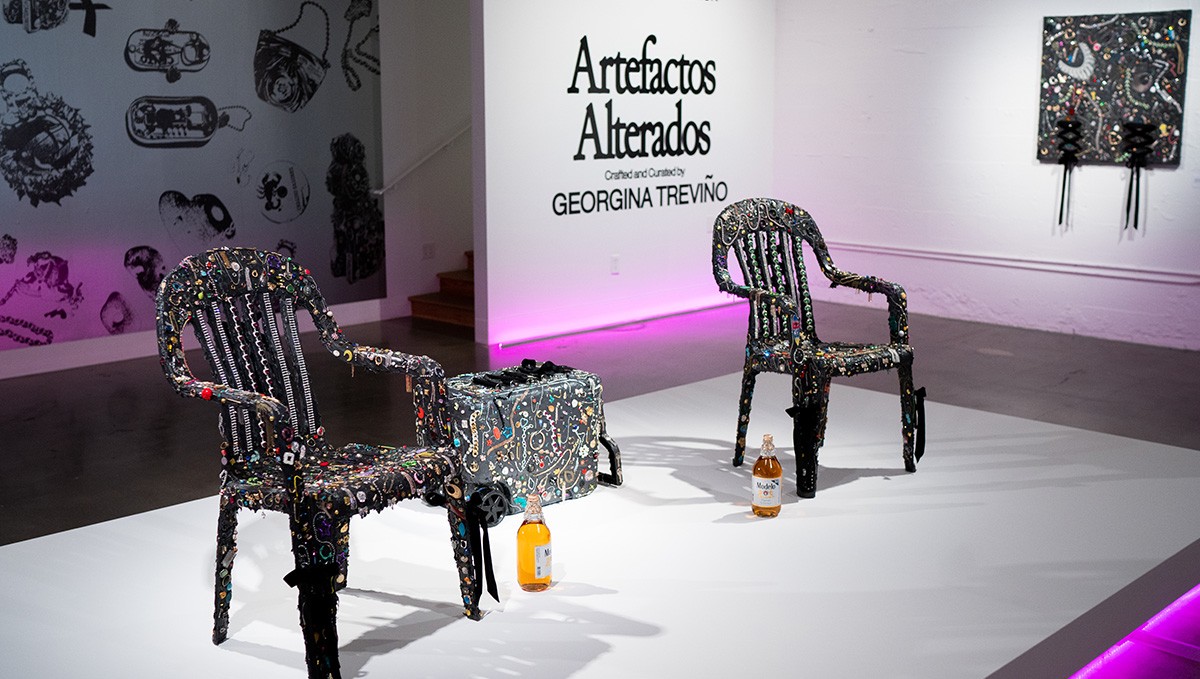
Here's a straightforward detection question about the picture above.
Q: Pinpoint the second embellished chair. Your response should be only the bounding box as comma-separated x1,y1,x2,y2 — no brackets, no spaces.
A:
712,198,926,498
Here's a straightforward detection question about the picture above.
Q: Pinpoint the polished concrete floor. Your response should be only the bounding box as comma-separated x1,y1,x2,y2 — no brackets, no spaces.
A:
2,300,1197,546
2,300,1199,677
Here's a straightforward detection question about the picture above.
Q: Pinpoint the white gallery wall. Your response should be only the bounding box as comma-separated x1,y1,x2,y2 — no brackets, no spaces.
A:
5,0,1197,381
772,0,1200,350
476,0,776,345
377,0,475,322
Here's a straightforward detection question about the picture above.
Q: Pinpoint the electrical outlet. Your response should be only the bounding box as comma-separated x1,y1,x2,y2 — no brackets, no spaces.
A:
421,243,435,260
610,254,620,275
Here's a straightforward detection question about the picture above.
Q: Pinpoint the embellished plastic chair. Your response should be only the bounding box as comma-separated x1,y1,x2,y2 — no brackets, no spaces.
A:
156,247,496,679
712,198,926,497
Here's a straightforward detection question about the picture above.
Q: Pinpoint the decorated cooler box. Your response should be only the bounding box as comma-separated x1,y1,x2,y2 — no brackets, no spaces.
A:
447,360,622,525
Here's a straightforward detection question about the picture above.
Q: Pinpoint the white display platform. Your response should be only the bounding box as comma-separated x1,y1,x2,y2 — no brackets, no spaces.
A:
3,373,1198,677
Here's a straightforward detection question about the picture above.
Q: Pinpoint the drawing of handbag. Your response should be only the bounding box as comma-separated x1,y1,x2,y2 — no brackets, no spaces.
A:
253,1,330,112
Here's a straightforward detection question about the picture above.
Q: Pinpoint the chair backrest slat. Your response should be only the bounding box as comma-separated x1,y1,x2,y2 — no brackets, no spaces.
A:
281,297,319,437
261,292,300,442
713,198,824,344
234,294,276,403
194,305,255,457
245,294,280,402
157,248,335,481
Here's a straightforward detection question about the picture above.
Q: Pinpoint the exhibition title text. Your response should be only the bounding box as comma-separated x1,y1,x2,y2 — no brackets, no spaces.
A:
568,35,715,160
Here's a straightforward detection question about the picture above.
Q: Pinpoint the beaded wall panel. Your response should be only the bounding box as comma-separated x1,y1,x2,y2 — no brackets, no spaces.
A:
0,1,384,352
1037,10,1191,166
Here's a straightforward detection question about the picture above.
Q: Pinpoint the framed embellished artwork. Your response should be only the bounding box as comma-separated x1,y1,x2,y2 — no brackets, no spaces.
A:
1037,10,1191,167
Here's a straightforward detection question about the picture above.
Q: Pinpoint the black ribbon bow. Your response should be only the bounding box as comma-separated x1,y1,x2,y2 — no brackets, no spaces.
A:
914,387,927,463
283,562,343,678
465,500,500,603
1119,122,1157,231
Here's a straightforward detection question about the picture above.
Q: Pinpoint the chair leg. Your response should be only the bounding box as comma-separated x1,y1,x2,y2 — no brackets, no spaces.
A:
334,519,350,592
445,476,484,621
898,363,918,473
213,495,238,645
288,509,343,679
788,376,830,499
733,367,758,467
814,380,832,446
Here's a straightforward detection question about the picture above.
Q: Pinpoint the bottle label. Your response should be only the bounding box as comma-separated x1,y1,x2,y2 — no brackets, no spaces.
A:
753,476,781,507
535,543,552,579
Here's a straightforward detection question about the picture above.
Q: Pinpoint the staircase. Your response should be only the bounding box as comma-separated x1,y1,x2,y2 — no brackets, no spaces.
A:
409,251,474,334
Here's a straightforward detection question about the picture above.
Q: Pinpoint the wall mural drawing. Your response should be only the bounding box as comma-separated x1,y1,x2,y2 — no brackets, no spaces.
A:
125,18,210,83
0,59,94,206
1038,10,1191,229
0,250,82,345
327,132,383,284
276,238,297,258
67,0,111,37
341,0,379,91
3,0,70,32
4,0,110,36
233,148,254,186
159,191,235,243
126,96,250,148
254,1,331,112
99,290,131,333
123,245,165,297
0,314,53,345
2,1,384,353
257,159,310,223
15,251,83,311
0,234,16,264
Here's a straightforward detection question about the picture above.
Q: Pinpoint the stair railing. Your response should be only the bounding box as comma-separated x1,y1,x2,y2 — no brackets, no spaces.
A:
373,119,472,196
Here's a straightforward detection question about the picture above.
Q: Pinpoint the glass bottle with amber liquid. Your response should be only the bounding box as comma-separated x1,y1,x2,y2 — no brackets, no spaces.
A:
516,493,552,591
752,433,783,517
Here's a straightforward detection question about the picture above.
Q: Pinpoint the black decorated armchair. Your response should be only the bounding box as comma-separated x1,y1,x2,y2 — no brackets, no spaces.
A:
712,198,926,498
156,247,496,679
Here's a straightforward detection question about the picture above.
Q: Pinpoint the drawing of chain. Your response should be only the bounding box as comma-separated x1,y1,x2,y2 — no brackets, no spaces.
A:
0,315,53,345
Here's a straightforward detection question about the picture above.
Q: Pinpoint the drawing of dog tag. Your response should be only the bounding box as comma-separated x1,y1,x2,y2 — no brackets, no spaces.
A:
125,19,211,83
125,96,249,148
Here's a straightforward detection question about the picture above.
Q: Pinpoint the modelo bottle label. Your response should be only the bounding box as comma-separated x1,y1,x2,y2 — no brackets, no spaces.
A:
535,543,552,579
753,476,781,507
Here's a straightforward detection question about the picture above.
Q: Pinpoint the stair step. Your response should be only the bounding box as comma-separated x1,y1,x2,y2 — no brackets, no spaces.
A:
409,291,474,328
437,269,474,297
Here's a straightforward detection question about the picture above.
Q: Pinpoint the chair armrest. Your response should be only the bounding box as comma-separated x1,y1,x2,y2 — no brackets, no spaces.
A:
714,246,801,316
164,372,290,459
167,374,288,420
714,261,800,317
719,274,822,360
735,285,801,318
158,300,289,462
327,341,452,447
819,264,910,345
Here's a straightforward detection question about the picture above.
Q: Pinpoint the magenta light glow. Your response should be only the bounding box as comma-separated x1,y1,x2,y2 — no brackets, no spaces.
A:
1070,582,1200,678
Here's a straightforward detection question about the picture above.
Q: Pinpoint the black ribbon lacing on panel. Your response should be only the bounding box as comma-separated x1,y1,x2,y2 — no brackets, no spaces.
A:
1119,122,1156,231
1054,118,1082,225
